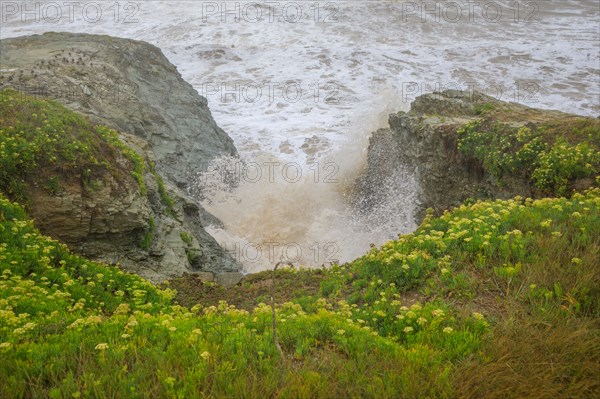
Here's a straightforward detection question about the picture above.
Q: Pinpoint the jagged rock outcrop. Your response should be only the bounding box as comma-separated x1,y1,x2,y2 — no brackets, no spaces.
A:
0,32,237,187
70,132,239,283
0,33,240,282
356,90,599,222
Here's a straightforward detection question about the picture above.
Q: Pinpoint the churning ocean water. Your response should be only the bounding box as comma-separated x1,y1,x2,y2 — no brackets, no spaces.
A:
2,0,599,271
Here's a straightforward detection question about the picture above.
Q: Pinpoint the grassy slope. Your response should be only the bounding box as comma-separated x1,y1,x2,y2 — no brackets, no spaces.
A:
1,90,599,398
2,190,598,397
172,191,600,398
1,194,489,398
0,88,146,205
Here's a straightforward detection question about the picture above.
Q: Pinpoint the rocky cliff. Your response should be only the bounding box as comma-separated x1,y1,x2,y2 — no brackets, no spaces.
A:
356,90,599,222
0,33,240,282
0,32,237,187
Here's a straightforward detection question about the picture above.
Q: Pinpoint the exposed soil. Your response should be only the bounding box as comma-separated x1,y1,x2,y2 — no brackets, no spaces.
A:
169,269,327,310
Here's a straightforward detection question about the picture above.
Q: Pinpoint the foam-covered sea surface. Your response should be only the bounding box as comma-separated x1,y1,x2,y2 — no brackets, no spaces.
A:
3,0,599,271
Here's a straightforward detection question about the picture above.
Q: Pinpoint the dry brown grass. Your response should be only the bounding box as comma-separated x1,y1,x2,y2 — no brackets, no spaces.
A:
455,316,600,399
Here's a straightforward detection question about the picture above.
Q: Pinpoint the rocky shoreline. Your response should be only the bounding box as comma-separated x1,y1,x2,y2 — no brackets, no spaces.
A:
2,33,598,286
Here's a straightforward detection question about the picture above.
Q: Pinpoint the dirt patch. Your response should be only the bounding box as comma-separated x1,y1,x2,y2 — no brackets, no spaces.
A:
169,269,326,310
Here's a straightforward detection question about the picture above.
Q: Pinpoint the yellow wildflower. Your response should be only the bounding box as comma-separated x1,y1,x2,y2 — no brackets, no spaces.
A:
95,343,109,351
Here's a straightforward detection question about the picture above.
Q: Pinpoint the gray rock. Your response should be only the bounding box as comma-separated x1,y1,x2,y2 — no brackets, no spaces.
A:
23,130,239,283
355,90,582,223
0,33,241,282
0,32,237,188
215,272,244,287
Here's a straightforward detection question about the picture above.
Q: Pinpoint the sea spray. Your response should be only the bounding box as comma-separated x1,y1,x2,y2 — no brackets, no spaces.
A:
190,93,420,272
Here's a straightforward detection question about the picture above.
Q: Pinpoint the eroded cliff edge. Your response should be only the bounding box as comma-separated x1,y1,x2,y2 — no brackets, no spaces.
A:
0,32,240,282
356,90,599,222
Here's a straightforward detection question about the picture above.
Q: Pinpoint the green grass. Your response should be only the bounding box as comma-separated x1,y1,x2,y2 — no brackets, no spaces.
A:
139,217,155,250
457,119,600,195
0,88,147,202
1,89,598,397
149,160,175,213
2,188,598,397
473,102,496,116
0,193,490,398
95,125,147,196
156,174,174,209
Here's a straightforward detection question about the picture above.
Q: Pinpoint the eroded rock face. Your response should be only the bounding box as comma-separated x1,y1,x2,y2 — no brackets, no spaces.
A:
23,130,239,283
356,90,591,222
28,169,150,245
0,32,237,187
0,33,241,282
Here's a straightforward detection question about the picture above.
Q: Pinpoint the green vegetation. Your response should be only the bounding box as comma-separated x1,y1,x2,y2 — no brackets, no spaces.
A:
156,174,175,209
44,176,61,196
95,126,147,196
139,217,155,250
473,102,496,116
457,119,600,195
0,88,147,202
172,268,326,311
1,194,489,398
1,89,598,397
180,232,193,246
2,188,598,397
180,232,200,266
185,249,199,266
148,160,175,213
179,232,199,266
